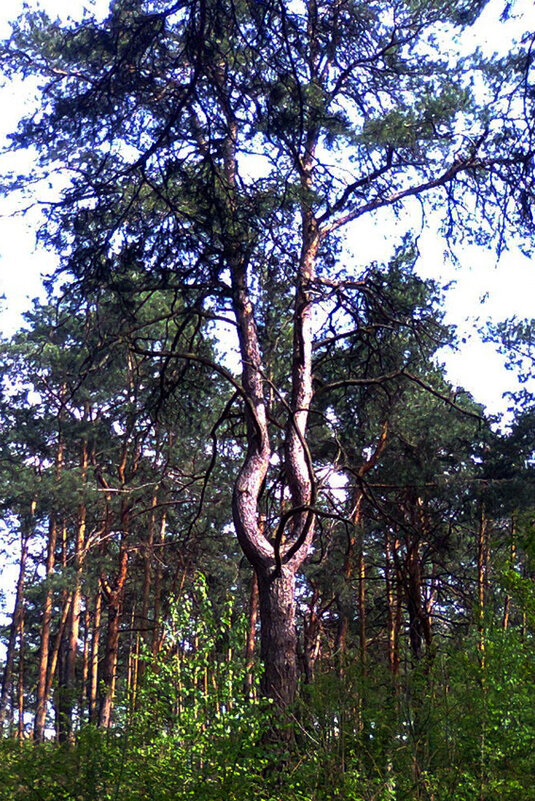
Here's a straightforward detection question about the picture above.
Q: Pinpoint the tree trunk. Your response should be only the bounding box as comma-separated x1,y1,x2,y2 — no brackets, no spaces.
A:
302,586,321,685
98,509,129,729
17,616,25,741
219,46,319,709
80,605,90,725
477,504,489,669
34,514,58,742
58,495,87,742
151,511,167,657
385,533,401,680
62,441,89,740
134,491,158,702
34,433,63,741
405,539,432,662
244,571,259,698
98,594,122,729
503,524,516,630
337,426,388,672
89,590,102,724
44,591,72,737
0,516,31,734
257,568,298,708
477,504,489,801
358,538,367,672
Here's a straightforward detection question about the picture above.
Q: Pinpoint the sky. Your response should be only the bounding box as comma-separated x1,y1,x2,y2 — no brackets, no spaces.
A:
0,0,534,418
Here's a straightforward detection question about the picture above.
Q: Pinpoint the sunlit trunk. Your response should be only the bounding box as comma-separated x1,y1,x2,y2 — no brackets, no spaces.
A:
89,590,102,725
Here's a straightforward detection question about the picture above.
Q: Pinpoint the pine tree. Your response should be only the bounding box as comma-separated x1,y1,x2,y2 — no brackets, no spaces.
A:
2,0,534,710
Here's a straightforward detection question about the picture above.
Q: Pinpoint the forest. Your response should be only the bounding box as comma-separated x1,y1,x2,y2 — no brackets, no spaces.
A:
0,0,534,798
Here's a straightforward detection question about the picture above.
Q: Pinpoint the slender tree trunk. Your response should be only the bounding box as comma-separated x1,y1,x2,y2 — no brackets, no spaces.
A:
336,426,387,672
98,594,122,729
98,505,129,729
302,586,321,685
34,433,64,741
244,571,259,698
55,519,69,740
477,505,489,668
58,499,87,742
44,592,72,734
89,590,102,725
56,616,69,741
17,616,25,741
335,505,358,671
134,491,158,702
126,602,137,704
151,511,167,657
334,606,349,678
503,527,516,630
405,538,432,663
0,514,31,734
477,504,489,801
388,534,404,683
358,537,367,672
34,514,59,741
80,605,90,724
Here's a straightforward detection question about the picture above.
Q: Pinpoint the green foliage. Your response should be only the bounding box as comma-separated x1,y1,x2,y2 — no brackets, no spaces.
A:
1,596,535,800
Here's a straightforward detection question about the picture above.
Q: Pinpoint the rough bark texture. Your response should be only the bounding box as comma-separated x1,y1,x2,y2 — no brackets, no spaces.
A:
257,568,298,709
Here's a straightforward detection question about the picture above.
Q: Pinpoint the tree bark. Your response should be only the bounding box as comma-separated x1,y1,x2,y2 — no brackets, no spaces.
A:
385,533,401,679
98,505,129,729
34,514,58,742
151,510,167,657
302,585,322,685
89,590,102,725
244,571,259,698
257,568,298,708
34,427,64,741
17,616,25,741
0,512,31,734
44,591,72,738
503,521,516,631
218,30,320,709
477,504,489,669
80,605,90,724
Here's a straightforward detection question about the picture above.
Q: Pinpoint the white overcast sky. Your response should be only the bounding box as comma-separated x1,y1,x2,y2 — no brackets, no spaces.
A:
0,0,534,417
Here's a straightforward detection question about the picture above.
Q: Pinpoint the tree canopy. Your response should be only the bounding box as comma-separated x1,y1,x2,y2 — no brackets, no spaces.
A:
0,0,535,797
